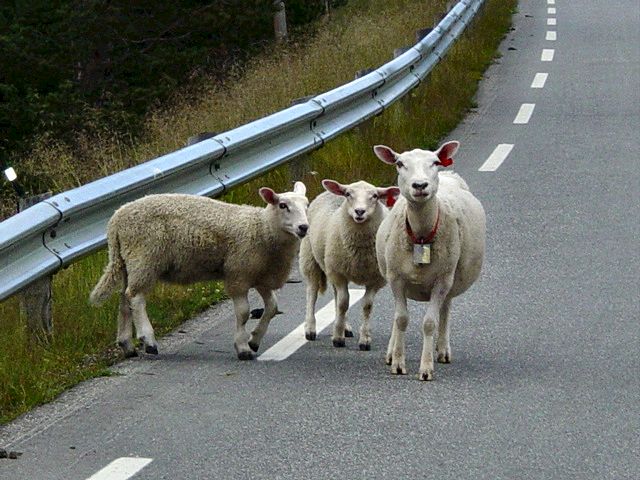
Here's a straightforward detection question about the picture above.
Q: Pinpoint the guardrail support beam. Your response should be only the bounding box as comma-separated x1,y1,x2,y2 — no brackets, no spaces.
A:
19,193,53,343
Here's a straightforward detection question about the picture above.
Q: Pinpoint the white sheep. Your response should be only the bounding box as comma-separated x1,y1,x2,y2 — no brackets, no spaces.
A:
299,179,400,350
373,141,485,380
89,182,309,360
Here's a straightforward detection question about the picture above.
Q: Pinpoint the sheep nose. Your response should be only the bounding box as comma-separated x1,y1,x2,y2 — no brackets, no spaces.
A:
354,209,365,217
298,224,309,235
412,182,429,190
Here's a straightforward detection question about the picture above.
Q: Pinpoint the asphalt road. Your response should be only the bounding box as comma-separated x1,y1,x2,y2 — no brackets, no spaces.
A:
1,1,639,479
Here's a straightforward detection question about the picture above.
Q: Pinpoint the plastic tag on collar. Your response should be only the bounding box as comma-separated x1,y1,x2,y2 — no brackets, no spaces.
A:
413,243,432,265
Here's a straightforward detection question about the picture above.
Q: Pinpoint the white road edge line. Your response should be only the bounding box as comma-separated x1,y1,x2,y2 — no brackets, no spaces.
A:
546,31,557,41
531,72,548,89
258,288,366,361
86,458,153,480
479,144,514,172
548,7,556,14
541,49,555,61
547,18,557,26
513,103,535,124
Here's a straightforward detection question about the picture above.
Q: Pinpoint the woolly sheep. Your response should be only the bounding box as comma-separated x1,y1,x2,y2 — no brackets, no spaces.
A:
299,179,400,350
373,141,485,381
89,182,309,360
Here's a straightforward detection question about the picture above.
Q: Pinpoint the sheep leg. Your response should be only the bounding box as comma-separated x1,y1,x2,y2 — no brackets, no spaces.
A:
358,285,378,351
130,294,159,355
385,320,397,365
436,300,452,363
248,288,277,352
419,280,452,381
331,278,350,348
116,289,137,358
232,294,254,360
304,282,319,341
390,278,409,375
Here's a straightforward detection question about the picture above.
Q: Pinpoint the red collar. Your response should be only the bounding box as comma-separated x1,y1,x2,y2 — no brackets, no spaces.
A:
405,208,440,244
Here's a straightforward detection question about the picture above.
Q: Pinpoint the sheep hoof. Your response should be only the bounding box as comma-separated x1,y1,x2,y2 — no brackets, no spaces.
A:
437,352,451,363
344,329,354,338
248,342,260,353
391,364,406,375
419,370,434,381
118,341,138,358
145,345,159,355
358,343,371,351
384,354,392,365
237,351,255,361
332,338,346,348
305,332,317,341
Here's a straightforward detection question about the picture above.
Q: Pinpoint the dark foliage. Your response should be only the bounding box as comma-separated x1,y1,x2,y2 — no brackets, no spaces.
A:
0,0,341,164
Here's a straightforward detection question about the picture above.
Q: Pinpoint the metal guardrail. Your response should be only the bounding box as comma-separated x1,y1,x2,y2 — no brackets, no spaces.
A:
0,0,484,302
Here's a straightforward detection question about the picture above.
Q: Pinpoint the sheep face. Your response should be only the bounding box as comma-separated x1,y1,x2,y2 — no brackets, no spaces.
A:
373,141,460,203
259,181,309,238
322,179,400,224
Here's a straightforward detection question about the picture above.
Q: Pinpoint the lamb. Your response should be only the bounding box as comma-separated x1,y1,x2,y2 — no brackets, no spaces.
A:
299,179,400,350
89,182,309,360
373,141,485,381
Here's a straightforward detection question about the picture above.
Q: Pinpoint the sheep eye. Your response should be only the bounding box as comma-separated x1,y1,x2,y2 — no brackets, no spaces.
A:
279,202,288,209
372,193,378,199
344,192,350,197
396,161,404,168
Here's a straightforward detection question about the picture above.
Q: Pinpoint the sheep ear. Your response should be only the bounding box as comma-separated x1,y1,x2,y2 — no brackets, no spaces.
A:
434,140,459,167
322,179,347,196
377,186,401,208
373,145,399,165
293,182,307,195
293,181,306,196
259,187,279,205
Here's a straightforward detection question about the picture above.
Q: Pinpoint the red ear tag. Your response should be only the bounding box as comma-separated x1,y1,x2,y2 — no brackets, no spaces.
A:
436,158,453,167
386,194,397,208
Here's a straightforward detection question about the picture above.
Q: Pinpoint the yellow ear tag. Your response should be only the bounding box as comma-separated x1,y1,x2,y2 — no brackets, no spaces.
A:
413,244,432,265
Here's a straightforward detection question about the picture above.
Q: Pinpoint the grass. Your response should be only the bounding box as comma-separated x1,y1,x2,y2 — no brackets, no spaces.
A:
0,0,516,424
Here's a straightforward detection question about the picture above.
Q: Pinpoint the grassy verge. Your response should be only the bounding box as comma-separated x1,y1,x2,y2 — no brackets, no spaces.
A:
0,0,516,424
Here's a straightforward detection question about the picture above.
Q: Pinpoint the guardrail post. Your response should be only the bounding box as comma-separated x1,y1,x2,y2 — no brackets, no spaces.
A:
434,12,447,27
273,1,288,43
288,96,315,182
19,192,53,343
186,132,217,146
416,27,433,43
354,68,376,138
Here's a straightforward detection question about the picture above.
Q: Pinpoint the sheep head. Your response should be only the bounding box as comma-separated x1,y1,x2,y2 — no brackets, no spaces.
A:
259,181,310,238
322,179,400,223
373,141,459,203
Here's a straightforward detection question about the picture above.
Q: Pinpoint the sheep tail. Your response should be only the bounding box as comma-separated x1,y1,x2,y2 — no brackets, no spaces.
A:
299,240,327,295
90,230,125,305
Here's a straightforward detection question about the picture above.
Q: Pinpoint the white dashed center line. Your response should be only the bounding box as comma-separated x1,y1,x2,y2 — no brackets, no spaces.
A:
87,458,153,480
513,103,535,124
479,144,514,172
548,7,556,14
546,31,557,41
531,73,548,89
547,0,555,5
258,288,365,361
547,18,557,26
541,49,555,61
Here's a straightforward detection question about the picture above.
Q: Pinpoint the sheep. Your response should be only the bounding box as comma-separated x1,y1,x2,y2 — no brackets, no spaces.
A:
89,182,309,361
299,179,400,350
373,141,485,381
